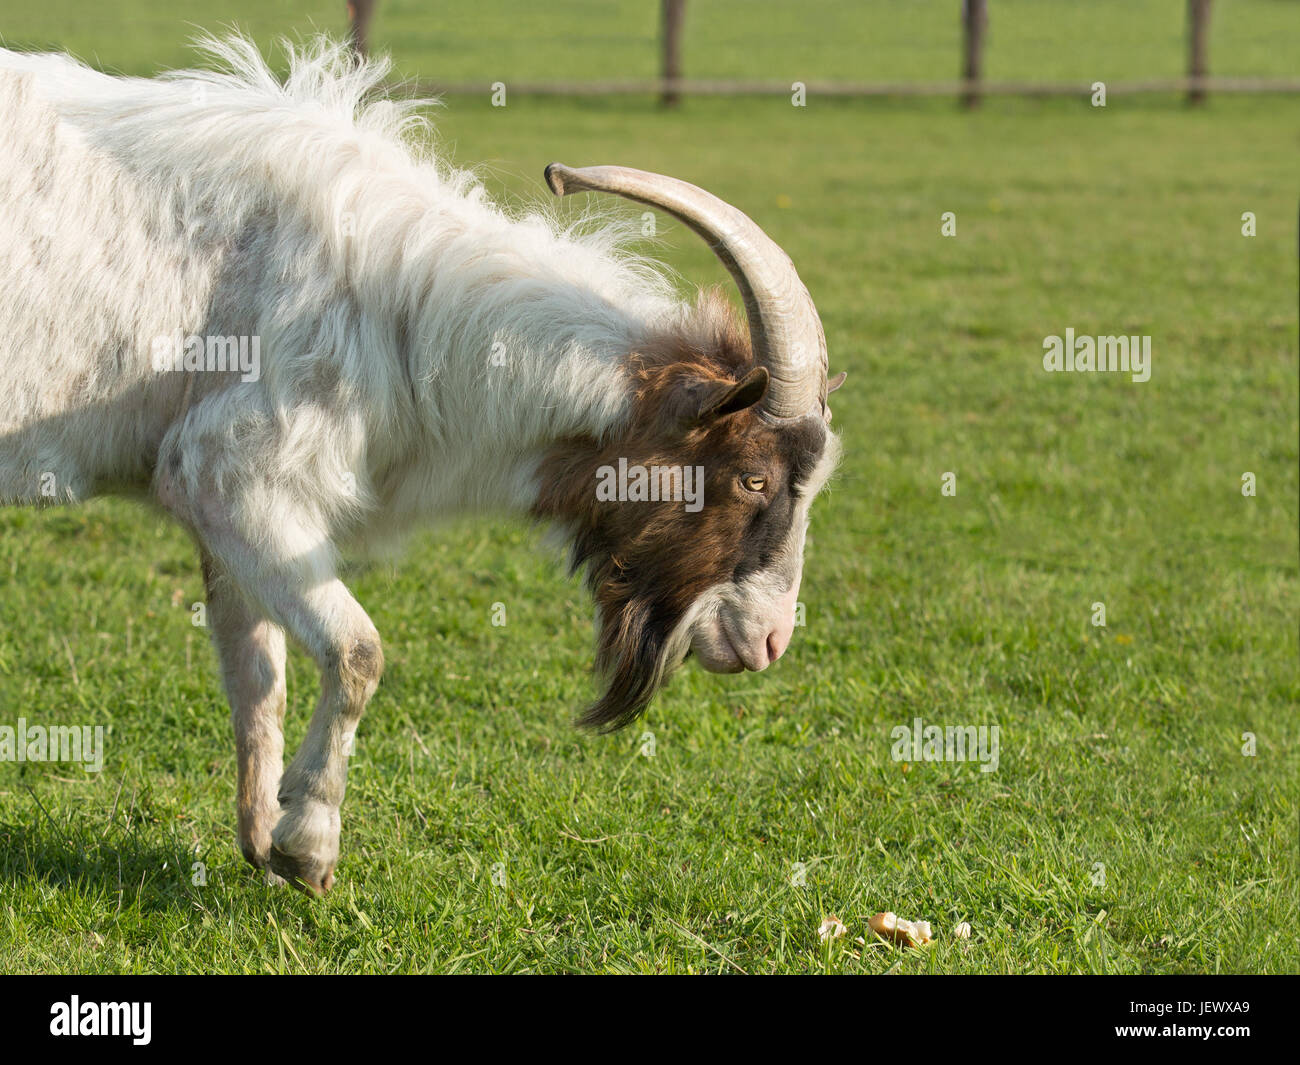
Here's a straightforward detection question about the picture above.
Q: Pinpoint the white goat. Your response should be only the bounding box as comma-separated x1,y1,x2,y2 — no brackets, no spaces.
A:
0,37,841,893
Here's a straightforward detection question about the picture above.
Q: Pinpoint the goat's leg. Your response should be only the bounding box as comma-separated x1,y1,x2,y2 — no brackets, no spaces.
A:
211,559,380,894
202,552,286,873
264,578,383,895
161,458,382,894
206,551,379,894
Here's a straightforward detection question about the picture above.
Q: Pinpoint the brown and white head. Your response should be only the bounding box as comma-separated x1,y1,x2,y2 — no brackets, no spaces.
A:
534,163,845,731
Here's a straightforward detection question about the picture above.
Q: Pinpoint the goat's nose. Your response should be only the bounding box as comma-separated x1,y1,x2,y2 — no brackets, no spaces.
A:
766,626,792,664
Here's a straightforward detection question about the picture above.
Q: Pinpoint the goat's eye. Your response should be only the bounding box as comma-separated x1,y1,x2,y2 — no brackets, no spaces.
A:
741,474,767,493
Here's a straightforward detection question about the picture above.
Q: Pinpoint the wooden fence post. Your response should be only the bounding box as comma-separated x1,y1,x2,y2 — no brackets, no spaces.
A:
347,0,378,61
661,0,686,108
1187,0,1211,105
961,0,988,109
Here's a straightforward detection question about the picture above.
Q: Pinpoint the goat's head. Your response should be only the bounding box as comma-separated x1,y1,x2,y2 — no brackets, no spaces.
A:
534,163,844,731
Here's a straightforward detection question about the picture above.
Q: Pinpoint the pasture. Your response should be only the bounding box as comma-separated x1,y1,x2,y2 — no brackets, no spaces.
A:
0,1,1296,973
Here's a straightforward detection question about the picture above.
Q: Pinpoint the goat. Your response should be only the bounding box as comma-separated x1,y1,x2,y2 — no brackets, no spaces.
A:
0,37,843,893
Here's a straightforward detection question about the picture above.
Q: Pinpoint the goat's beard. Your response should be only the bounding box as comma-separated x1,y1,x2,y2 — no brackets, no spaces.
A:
581,575,717,731
582,593,686,731
561,519,721,732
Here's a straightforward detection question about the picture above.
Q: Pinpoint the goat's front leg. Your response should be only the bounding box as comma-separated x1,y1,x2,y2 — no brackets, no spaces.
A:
219,571,381,894
170,489,383,894
266,578,383,895
203,552,287,873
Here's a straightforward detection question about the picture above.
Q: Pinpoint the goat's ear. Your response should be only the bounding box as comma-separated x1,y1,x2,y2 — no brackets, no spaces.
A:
688,367,769,425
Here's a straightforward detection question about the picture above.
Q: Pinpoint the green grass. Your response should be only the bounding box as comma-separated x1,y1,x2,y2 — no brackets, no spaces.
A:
0,4,1297,973
4,0,1299,82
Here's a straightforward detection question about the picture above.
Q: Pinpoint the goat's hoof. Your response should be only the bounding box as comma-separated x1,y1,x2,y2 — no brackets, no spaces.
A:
238,806,280,872
239,836,273,872
268,844,335,895
269,799,340,896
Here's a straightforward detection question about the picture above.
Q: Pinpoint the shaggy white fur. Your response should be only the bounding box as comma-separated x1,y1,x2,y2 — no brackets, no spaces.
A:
0,35,683,544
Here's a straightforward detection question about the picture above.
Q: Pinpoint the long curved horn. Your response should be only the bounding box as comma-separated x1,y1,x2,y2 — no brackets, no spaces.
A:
544,162,827,420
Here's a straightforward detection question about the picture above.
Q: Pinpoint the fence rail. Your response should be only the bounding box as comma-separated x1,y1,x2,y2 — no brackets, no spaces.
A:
352,0,1299,105
406,76,1300,99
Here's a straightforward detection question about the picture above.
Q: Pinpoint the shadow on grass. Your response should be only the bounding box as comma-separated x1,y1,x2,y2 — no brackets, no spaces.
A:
0,815,243,916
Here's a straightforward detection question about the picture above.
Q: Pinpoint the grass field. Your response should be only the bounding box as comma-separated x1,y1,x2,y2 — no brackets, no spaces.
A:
0,3,1297,974
4,0,1300,83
